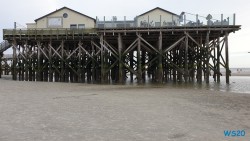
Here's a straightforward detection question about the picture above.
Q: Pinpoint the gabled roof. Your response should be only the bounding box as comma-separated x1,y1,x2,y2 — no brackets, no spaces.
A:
35,7,95,22
138,7,179,17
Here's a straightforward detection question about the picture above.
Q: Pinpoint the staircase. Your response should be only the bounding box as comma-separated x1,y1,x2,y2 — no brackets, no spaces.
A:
0,40,11,53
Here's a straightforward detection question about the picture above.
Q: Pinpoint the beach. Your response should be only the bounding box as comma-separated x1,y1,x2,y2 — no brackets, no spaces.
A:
0,77,250,141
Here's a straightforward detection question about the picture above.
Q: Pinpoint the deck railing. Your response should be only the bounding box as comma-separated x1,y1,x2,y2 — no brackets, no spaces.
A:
3,28,97,36
95,13,236,28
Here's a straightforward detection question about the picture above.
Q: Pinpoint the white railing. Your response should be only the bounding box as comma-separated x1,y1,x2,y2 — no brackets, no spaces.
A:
95,13,236,28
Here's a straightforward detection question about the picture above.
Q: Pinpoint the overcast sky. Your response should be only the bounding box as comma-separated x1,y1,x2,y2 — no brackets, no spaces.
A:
1,0,250,67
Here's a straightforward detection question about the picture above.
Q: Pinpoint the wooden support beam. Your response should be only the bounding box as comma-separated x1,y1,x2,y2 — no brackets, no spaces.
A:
184,33,189,82
137,35,161,54
0,53,2,78
129,51,134,82
28,46,36,81
60,40,65,82
205,32,210,84
48,41,53,82
142,50,146,81
225,32,230,84
197,36,203,83
91,41,96,83
20,45,24,81
118,33,123,83
213,39,216,82
157,32,163,83
100,34,105,83
12,40,17,80
185,33,201,47
164,36,185,53
137,34,142,83
172,49,176,82
103,39,118,55
37,41,42,81
123,38,138,55
24,45,29,81
78,41,82,83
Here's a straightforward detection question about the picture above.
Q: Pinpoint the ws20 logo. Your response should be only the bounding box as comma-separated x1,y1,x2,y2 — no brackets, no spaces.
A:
224,130,245,137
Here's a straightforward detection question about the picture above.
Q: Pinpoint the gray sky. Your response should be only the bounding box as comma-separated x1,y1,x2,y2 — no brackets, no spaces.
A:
1,0,250,67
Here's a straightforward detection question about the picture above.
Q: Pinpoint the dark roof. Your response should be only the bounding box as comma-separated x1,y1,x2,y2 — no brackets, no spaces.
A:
138,7,179,17
35,7,96,22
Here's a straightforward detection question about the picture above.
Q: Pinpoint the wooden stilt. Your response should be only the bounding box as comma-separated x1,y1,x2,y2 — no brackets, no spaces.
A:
198,36,203,83
184,33,189,82
18,45,21,81
173,49,177,82
205,32,210,84
100,34,105,83
129,51,133,82
31,45,35,81
28,46,33,81
49,42,53,82
12,40,17,80
0,52,2,78
141,50,146,82
78,41,82,83
118,33,123,83
91,41,96,83
137,34,142,83
21,45,24,81
43,61,48,82
225,32,230,84
216,37,221,82
177,47,183,82
60,40,65,82
37,41,41,81
24,45,29,81
213,39,216,82
158,32,163,83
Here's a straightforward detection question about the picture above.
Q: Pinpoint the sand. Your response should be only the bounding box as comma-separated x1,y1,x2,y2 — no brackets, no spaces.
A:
0,77,250,141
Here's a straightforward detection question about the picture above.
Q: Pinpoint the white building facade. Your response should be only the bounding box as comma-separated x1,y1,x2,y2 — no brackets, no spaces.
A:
26,7,96,29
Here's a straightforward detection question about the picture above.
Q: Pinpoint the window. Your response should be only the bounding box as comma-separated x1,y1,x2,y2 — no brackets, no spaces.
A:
78,24,85,29
63,13,68,18
117,24,131,28
70,24,77,29
155,22,161,27
97,24,104,28
48,17,62,28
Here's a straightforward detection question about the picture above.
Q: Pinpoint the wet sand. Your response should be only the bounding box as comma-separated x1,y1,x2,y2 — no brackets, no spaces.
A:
0,77,250,141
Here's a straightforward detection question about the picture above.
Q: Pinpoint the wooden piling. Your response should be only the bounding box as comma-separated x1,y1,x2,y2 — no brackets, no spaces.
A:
173,49,177,82
12,40,17,80
118,33,123,83
205,32,210,84
225,32,230,84
60,40,65,82
184,33,189,83
157,32,163,83
49,42,53,82
137,34,142,84
37,41,42,81
0,53,2,78
129,51,134,82
216,37,221,82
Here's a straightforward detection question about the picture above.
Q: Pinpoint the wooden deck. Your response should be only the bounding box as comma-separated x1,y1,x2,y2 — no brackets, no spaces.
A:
1,25,241,84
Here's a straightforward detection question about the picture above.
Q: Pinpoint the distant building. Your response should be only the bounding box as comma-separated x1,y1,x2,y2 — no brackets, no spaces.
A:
26,7,96,29
136,7,180,27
